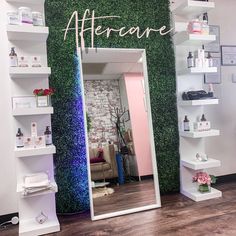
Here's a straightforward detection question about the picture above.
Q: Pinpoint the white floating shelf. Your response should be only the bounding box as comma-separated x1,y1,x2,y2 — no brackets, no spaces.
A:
180,129,220,138
7,25,49,41
9,67,51,79
13,107,54,116
181,158,221,170
172,0,215,20
6,0,45,4
15,145,56,158
177,67,217,75
17,182,58,198
19,216,60,236
173,32,216,46
182,187,222,202
179,99,219,106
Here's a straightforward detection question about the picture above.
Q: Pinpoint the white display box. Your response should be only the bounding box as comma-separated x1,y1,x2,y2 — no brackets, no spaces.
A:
12,96,36,109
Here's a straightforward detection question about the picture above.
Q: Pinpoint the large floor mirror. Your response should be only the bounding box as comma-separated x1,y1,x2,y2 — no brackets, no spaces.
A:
80,48,161,220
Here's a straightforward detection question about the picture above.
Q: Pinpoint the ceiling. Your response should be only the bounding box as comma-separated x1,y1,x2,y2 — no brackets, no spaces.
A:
81,48,144,80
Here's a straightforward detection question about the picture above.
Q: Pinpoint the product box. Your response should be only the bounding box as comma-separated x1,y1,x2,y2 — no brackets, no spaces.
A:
18,56,29,67
194,121,211,132
34,136,46,148
31,122,37,137
23,137,34,149
194,49,205,60
31,56,42,67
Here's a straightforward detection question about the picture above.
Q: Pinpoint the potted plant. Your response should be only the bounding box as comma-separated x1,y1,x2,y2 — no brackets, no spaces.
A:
33,88,54,107
192,172,216,193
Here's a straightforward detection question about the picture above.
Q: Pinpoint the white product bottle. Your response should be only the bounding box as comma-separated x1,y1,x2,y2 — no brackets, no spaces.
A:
9,47,18,67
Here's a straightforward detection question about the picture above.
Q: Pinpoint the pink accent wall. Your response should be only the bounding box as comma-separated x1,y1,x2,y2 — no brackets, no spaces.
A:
124,73,153,177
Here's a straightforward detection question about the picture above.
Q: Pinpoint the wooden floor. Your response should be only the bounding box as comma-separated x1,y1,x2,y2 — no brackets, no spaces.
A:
2,182,236,235
93,179,156,216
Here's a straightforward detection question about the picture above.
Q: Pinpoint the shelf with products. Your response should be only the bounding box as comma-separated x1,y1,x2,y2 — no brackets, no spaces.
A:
180,129,220,138
17,181,58,198
177,67,217,75
15,145,56,158
182,187,222,202
7,25,49,41
179,99,219,106
19,216,60,236
181,158,221,170
9,67,51,79
6,0,45,4
171,0,215,20
173,31,216,46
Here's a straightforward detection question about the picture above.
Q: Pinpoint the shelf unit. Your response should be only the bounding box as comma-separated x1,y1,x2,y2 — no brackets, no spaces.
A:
179,99,219,106
6,0,60,235
172,0,222,202
12,107,54,116
9,67,51,79
15,145,56,158
7,25,49,41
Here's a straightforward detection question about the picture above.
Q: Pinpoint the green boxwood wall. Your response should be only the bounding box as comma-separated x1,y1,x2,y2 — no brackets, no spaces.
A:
46,0,180,212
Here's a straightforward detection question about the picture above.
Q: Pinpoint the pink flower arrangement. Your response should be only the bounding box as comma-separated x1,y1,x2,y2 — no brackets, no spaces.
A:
33,88,55,96
192,172,213,185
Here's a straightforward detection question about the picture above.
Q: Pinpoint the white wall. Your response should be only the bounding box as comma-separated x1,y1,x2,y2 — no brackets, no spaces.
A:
206,0,236,176
0,1,18,216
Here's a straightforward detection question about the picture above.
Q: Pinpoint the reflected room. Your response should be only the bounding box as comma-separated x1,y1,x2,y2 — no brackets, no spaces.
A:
82,48,160,218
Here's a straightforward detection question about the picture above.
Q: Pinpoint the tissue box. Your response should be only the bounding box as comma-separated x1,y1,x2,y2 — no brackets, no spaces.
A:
194,121,211,132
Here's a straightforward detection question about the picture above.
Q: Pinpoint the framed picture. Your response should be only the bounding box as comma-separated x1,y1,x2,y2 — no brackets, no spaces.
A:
204,56,221,84
12,96,36,110
203,25,220,53
221,45,236,66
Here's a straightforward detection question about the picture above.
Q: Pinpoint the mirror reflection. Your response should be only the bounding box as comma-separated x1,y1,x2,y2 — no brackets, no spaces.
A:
82,48,160,218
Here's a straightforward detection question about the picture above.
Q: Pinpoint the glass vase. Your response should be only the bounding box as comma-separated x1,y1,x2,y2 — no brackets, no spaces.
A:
198,184,211,193
36,95,51,107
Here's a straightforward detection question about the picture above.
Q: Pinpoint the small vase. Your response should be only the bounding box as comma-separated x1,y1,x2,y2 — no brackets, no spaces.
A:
198,184,211,193
36,95,50,107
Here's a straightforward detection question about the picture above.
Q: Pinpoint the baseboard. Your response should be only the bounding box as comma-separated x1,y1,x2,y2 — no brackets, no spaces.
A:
0,212,18,225
215,173,236,184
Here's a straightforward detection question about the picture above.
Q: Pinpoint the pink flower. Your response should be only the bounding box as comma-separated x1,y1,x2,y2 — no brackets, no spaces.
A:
192,172,212,185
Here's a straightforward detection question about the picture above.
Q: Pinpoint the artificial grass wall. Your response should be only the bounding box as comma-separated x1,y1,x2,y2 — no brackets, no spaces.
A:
45,0,180,213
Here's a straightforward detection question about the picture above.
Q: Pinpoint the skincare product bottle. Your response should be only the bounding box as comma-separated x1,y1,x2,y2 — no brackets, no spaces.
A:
187,52,195,68
201,14,209,35
201,114,207,122
208,84,214,97
207,52,213,67
183,116,190,131
16,128,24,148
44,126,52,145
9,47,18,67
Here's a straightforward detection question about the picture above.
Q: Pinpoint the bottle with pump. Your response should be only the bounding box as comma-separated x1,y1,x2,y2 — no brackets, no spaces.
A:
44,126,52,145
183,116,190,131
201,13,209,35
208,83,214,97
9,47,18,67
201,114,207,122
207,52,213,67
187,52,195,68
16,128,24,148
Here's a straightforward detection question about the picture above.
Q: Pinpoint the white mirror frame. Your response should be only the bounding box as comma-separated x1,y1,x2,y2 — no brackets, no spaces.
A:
77,47,161,221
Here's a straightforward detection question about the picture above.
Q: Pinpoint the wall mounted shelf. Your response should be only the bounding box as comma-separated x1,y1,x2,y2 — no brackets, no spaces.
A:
12,107,54,116
6,0,45,4
9,67,51,79
171,0,215,20
177,67,217,75
173,32,216,46
15,145,56,158
182,187,222,202
181,158,221,170
180,129,220,138
7,25,49,41
179,99,219,106
17,182,58,198
19,216,60,236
